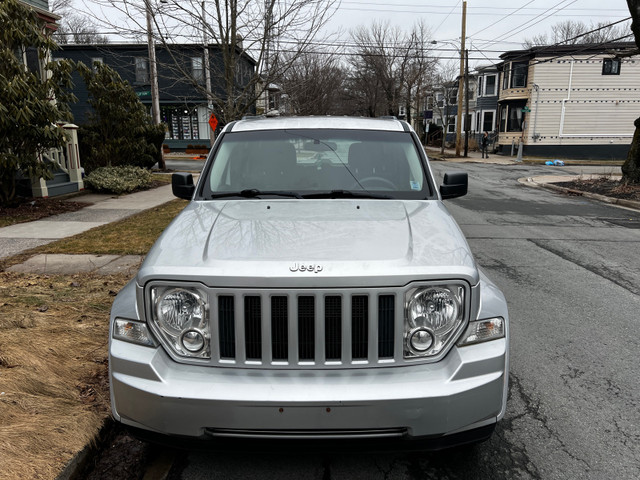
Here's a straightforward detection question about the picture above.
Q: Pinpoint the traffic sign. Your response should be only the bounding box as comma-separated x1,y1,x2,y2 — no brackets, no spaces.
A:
208,114,218,131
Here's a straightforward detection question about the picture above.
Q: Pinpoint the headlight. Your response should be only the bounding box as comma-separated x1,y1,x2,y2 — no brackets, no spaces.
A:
151,286,210,358
404,285,464,358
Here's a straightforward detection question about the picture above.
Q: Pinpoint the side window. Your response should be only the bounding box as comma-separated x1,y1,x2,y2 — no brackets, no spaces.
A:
477,77,483,97
482,111,495,132
135,57,149,84
485,75,496,96
510,62,528,88
499,105,507,132
602,58,621,75
502,66,510,90
192,56,204,83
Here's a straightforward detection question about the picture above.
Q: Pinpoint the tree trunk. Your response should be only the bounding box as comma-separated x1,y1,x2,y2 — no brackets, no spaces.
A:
622,1,640,183
622,117,640,183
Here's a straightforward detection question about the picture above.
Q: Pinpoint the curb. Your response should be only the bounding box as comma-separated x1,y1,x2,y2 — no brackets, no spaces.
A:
518,177,640,212
56,419,114,480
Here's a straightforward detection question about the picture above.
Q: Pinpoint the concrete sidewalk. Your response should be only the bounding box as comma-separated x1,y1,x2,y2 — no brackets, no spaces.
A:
0,184,175,260
425,145,517,165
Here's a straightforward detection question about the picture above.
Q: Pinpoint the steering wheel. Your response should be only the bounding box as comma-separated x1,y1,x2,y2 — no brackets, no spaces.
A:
351,176,397,190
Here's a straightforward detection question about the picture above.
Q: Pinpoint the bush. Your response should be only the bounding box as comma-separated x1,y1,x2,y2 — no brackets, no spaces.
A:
76,63,165,174
84,166,152,194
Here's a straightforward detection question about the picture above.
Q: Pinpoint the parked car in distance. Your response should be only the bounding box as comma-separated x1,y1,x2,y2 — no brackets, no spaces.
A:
109,116,509,449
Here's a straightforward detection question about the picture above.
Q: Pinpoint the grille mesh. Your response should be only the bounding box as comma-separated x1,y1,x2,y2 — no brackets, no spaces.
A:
214,291,398,367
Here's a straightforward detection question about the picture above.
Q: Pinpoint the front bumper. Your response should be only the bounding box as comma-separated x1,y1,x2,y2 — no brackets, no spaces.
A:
110,337,507,440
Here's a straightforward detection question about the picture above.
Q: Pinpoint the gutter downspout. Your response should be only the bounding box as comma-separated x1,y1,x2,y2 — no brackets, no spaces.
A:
558,60,574,138
532,83,540,142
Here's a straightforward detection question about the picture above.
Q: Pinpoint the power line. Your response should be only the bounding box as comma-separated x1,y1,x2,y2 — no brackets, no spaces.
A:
476,0,577,49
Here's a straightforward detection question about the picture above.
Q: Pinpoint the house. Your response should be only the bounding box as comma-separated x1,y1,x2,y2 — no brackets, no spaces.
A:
496,42,639,159
17,0,84,198
429,73,478,147
54,43,256,150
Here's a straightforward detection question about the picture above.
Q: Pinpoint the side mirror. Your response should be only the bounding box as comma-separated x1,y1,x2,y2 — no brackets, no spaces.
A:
439,171,468,199
172,172,195,200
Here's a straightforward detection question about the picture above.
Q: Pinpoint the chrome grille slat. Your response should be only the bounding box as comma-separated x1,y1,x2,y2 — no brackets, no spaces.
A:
342,294,352,362
368,294,378,362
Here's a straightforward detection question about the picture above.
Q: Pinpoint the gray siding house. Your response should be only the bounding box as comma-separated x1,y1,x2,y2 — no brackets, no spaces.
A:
496,42,639,159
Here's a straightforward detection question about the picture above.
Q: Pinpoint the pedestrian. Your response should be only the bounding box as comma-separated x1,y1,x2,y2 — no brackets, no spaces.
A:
481,131,489,159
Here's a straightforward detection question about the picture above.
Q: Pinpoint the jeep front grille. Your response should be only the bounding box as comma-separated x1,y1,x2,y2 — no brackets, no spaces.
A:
208,289,401,368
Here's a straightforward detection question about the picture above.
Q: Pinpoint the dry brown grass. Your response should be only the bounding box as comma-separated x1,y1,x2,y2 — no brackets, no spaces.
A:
0,271,130,480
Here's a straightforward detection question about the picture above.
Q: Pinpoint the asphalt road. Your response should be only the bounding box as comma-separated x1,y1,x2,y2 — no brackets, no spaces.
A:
138,162,640,479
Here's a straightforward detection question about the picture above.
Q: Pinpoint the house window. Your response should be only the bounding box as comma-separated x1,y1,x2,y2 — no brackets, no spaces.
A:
25,47,41,78
510,62,528,88
502,66,510,90
477,77,483,97
506,101,526,132
499,105,507,132
192,56,204,83
447,118,456,133
398,105,406,117
482,111,495,132
135,57,149,84
602,58,621,75
484,75,497,96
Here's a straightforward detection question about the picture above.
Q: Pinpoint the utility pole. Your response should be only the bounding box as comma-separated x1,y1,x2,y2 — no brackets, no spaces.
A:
464,48,469,157
455,0,466,157
202,0,213,146
145,0,165,169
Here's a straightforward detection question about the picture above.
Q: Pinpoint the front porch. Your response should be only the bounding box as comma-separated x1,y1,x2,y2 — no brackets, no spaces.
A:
28,123,85,198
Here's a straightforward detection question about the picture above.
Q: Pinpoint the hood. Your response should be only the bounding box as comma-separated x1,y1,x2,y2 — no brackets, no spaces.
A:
139,200,478,287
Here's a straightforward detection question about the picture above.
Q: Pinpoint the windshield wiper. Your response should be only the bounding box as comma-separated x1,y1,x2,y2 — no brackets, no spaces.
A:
303,190,392,199
208,189,303,199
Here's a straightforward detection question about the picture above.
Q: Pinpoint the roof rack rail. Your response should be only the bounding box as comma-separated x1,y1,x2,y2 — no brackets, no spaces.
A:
241,115,266,120
379,116,397,120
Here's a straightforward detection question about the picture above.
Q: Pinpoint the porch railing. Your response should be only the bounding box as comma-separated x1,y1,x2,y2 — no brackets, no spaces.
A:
31,123,84,197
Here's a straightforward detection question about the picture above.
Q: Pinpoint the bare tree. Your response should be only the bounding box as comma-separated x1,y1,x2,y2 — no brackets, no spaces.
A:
523,20,629,47
277,52,348,115
622,0,640,183
51,0,109,44
430,61,458,155
87,0,338,124
348,21,436,119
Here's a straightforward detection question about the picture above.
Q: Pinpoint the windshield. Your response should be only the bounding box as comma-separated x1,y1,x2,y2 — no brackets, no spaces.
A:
200,129,433,200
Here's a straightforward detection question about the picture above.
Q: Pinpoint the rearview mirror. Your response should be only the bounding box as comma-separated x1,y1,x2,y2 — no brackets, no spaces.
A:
172,172,195,200
440,171,468,199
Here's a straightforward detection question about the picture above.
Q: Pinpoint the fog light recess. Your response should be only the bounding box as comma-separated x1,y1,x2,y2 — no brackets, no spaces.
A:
409,328,434,352
180,328,206,353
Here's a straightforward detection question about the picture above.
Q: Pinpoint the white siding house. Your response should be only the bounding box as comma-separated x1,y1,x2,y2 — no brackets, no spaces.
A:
496,42,639,159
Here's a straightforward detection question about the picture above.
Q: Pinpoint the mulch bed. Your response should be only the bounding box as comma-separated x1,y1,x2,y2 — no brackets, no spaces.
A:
555,178,640,202
0,198,89,227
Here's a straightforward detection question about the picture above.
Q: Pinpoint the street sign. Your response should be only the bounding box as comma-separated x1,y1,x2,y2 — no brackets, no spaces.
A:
136,91,151,97
208,114,218,131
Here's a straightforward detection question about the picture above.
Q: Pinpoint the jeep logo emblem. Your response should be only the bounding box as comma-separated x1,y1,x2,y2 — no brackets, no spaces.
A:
290,263,323,273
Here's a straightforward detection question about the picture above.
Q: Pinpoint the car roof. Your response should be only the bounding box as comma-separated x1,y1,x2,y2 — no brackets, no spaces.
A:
228,116,409,133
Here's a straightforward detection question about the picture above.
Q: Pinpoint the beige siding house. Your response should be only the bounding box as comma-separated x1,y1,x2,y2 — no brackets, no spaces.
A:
496,42,639,159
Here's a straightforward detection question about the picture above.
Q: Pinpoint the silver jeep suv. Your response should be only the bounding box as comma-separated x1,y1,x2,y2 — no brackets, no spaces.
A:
109,116,509,448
